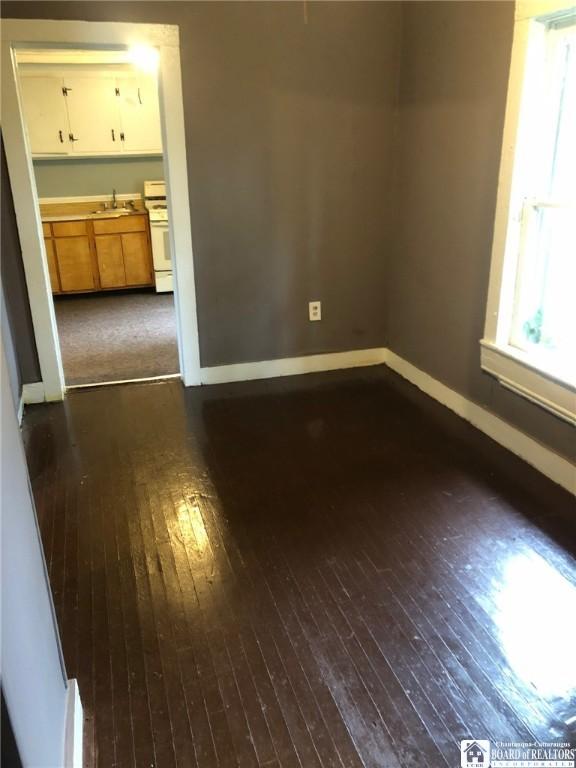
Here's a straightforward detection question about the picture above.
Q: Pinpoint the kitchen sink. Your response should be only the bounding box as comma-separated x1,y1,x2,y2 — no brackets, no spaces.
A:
89,209,133,217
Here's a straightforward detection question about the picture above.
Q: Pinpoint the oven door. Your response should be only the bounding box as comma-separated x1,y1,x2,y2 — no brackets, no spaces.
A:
149,221,171,271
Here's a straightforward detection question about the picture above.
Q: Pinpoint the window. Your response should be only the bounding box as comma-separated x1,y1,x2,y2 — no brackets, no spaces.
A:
482,1,576,424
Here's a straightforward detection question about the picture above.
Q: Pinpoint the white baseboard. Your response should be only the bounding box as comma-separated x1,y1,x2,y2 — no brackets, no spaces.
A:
200,347,388,385
64,679,83,768
385,350,575,495
23,349,573,493
22,381,45,405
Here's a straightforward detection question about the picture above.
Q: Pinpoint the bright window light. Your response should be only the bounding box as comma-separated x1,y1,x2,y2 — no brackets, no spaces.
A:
129,45,159,74
495,553,576,700
509,21,576,379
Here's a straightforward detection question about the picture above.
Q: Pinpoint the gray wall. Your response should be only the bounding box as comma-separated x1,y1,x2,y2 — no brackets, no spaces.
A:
1,285,21,408
390,1,575,462
2,1,574,465
33,156,164,198
1,138,41,391
2,0,402,367
1,333,69,767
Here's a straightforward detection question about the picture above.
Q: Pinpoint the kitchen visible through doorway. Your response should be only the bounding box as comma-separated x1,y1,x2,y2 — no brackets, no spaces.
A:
15,46,180,386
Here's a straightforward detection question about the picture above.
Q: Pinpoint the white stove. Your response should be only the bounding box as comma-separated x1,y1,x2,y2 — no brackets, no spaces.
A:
144,181,172,292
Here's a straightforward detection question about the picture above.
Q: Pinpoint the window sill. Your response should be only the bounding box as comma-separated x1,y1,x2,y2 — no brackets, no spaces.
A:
480,340,576,425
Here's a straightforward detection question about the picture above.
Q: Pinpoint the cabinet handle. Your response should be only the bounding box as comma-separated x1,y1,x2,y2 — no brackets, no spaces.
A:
69,133,78,142
59,130,64,143
120,132,125,142
111,129,116,141
62,86,72,96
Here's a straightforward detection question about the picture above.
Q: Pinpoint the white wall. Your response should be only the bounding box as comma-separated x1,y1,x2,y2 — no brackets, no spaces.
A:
1,332,68,767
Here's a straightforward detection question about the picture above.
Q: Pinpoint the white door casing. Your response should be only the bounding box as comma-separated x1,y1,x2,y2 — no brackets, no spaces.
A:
1,20,202,396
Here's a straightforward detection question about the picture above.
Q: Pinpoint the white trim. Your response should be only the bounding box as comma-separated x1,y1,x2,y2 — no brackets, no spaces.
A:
17,393,25,425
385,350,575,495
516,1,576,21
21,347,574,492
481,341,576,424
1,19,201,399
2,42,65,401
22,381,46,404
200,348,388,385
33,152,163,161
66,373,180,390
1,20,179,47
64,679,83,768
17,48,133,65
157,42,201,385
39,193,143,205
483,13,534,346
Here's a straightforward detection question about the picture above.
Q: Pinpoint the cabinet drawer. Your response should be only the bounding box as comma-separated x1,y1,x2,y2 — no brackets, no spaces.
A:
52,220,88,237
42,222,52,237
92,215,147,235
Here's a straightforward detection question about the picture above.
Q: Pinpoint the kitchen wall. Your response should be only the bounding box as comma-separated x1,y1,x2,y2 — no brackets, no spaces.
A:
389,1,575,462
33,156,164,198
2,0,402,367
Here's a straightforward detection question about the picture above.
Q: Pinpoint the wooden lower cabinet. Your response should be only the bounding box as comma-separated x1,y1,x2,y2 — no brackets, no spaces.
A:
44,237,61,293
122,232,152,285
54,236,96,292
43,213,154,294
95,235,126,288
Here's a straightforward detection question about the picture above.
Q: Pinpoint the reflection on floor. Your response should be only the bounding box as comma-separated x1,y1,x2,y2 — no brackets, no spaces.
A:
22,368,576,768
54,290,178,385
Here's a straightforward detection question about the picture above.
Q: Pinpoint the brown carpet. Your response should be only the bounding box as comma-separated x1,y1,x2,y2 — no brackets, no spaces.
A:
54,290,179,385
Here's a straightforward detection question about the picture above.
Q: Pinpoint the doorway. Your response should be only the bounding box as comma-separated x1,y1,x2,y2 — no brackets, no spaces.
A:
18,47,180,387
2,20,201,399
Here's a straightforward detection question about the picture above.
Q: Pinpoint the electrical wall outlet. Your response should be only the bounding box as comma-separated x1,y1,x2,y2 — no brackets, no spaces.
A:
309,301,321,322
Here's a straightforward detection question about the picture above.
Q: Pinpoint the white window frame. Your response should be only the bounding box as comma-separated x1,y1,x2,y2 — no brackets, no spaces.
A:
481,0,576,426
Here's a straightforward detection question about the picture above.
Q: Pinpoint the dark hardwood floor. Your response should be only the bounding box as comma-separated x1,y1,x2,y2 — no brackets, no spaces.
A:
22,366,576,768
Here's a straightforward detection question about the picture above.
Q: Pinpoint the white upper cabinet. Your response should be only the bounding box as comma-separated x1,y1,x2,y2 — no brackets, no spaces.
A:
62,75,121,155
19,76,69,155
116,75,163,154
18,67,162,158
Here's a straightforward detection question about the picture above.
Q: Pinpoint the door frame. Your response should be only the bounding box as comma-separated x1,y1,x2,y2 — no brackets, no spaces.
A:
1,19,201,398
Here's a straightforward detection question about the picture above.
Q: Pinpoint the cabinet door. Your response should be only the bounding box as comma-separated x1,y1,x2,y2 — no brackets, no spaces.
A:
95,235,126,288
44,238,61,293
19,76,69,155
122,232,153,286
63,76,120,155
117,75,162,153
55,237,95,292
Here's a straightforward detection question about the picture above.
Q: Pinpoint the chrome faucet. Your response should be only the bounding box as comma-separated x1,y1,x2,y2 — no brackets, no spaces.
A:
111,189,117,209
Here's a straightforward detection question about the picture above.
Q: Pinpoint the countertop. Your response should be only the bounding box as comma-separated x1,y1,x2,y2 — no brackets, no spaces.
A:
43,210,146,223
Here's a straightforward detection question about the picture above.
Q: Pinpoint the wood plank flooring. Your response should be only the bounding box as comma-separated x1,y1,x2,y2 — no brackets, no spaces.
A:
22,366,576,768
